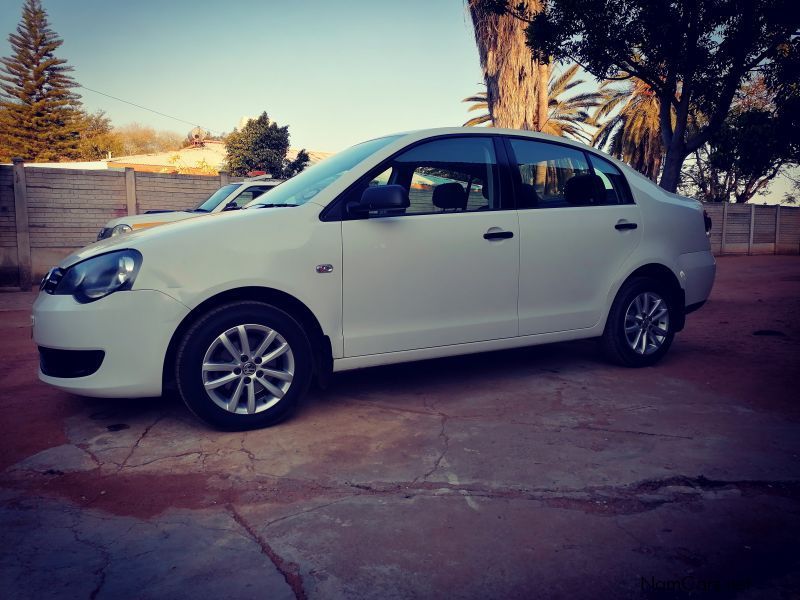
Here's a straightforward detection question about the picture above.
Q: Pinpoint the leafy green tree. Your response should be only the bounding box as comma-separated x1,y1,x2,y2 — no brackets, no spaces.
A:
463,64,604,142
74,111,124,160
282,148,310,178
514,0,797,192
225,112,309,177
681,78,799,203
783,172,800,205
0,0,83,162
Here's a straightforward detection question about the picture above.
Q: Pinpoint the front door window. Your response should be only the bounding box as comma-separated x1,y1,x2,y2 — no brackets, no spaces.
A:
345,136,504,216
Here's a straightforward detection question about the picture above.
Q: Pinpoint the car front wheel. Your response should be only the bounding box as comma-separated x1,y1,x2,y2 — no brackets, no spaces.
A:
601,277,676,367
175,301,313,429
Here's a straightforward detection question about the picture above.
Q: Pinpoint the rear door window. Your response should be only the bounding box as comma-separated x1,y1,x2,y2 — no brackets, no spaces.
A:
508,139,624,208
588,154,633,204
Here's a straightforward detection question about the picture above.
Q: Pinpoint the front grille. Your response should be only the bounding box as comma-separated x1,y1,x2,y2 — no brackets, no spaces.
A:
40,267,64,294
39,347,105,378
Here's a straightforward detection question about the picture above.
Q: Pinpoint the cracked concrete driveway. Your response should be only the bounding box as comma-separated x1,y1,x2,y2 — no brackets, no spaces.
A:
1,255,799,599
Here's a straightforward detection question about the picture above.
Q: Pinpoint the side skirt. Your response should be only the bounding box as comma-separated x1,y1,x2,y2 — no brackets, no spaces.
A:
332,325,604,373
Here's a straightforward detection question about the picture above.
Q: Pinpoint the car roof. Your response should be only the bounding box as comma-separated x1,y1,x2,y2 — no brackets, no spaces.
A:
388,127,649,184
392,127,589,151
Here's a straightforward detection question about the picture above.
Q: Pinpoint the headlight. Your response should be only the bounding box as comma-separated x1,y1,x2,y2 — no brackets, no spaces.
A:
54,249,142,303
110,224,132,237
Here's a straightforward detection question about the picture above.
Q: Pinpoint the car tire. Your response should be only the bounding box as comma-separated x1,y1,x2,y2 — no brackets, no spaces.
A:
175,301,313,430
601,277,676,367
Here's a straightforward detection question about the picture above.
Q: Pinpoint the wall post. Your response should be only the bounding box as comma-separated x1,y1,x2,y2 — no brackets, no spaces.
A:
12,158,32,290
720,202,728,255
219,170,229,186
774,205,781,255
747,203,755,255
125,168,137,216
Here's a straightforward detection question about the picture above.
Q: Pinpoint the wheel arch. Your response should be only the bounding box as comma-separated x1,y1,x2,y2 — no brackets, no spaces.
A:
162,286,332,392
614,263,686,332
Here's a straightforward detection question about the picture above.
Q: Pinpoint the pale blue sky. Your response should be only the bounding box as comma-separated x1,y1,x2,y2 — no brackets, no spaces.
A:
1,0,486,152
1,0,794,202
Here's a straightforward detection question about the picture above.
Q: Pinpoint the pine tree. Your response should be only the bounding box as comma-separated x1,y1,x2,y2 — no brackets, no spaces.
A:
0,0,83,162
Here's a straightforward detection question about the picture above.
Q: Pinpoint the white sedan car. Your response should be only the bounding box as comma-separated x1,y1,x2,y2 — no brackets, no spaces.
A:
97,178,281,240
34,128,715,430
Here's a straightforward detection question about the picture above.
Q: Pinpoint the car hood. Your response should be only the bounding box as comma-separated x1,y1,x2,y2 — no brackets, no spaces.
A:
103,210,199,229
58,204,310,269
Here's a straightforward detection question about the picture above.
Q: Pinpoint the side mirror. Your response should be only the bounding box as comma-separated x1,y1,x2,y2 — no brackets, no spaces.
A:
222,201,239,211
348,185,409,216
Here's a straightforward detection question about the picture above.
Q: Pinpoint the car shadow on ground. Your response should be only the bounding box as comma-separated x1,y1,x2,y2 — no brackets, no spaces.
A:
301,337,639,420
68,332,710,433
62,338,610,430
323,338,603,394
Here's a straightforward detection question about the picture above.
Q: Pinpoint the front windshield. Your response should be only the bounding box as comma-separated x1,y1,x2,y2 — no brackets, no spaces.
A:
194,184,239,212
245,135,402,208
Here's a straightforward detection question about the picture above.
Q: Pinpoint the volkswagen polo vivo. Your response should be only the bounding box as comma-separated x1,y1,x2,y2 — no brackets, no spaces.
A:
33,128,715,429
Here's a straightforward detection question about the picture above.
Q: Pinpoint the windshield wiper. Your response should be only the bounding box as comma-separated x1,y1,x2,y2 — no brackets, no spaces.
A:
190,208,210,213
250,203,298,209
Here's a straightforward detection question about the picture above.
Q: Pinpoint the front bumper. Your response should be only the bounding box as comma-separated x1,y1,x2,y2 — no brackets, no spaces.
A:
32,289,190,398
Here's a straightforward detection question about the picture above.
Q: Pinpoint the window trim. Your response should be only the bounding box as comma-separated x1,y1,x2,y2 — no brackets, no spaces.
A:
501,136,635,210
319,134,515,222
583,152,635,205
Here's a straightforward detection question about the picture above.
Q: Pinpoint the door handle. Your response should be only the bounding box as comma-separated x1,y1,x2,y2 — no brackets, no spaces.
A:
484,230,514,240
615,222,638,230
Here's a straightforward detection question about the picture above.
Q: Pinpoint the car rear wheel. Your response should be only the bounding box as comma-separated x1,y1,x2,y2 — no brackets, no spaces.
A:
175,301,312,430
601,277,676,367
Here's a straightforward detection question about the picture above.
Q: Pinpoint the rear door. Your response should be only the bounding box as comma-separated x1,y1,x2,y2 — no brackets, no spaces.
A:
506,138,642,335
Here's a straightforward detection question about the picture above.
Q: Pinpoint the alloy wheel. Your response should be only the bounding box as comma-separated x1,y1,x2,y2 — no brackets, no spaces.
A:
624,292,670,356
201,324,294,414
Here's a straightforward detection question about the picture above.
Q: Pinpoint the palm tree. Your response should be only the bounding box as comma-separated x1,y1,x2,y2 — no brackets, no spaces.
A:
462,91,492,127
590,78,665,181
543,64,605,142
463,64,604,142
467,0,544,130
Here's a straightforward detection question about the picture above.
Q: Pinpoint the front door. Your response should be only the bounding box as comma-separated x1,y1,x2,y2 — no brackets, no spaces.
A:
341,136,519,357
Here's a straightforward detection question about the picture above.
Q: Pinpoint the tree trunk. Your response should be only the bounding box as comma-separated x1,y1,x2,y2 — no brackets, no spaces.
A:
468,0,542,129
536,62,550,131
659,145,687,193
